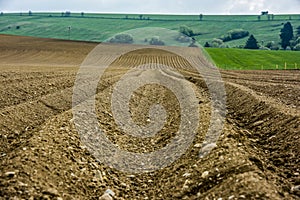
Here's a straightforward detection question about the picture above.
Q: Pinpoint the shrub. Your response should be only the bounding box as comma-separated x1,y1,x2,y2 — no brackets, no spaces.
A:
210,38,224,48
109,33,134,44
149,36,165,46
220,29,249,42
179,25,194,37
204,42,210,47
265,41,280,50
265,41,275,48
176,35,191,43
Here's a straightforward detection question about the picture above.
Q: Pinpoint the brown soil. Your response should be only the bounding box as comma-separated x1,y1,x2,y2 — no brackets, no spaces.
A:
0,35,299,200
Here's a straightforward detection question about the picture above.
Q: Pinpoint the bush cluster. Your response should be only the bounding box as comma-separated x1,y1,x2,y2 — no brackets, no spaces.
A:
220,29,249,42
149,36,165,46
109,33,134,44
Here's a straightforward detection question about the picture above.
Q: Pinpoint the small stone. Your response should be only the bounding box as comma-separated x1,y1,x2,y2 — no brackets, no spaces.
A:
294,172,299,176
228,195,235,200
5,171,15,178
42,195,50,200
99,193,113,200
182,180,190,189
201,171,209,178
194,143,201,148
105,189,115,197
120,182,127,187
18,182,28,187
291,185,300,193
239,195,246,199
183,173,191,177
43,188,59,196
199,143,217,158
253,120,264,126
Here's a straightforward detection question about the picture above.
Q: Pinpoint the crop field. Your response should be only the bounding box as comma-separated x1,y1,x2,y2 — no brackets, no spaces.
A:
0,34,299,199
207,48,300,70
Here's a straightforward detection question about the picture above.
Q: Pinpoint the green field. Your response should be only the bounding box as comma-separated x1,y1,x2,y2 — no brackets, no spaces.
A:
206,48,300,70
1,12,300,70
1,12,300,46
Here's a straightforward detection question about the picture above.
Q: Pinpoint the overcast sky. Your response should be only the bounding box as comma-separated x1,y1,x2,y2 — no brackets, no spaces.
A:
0,0,300,15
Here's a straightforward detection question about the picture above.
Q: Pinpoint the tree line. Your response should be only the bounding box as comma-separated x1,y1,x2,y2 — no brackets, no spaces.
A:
204,22,300,51
244,22,300,50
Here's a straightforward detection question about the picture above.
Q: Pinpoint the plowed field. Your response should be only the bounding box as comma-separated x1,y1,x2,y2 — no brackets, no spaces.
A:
0,35,299,200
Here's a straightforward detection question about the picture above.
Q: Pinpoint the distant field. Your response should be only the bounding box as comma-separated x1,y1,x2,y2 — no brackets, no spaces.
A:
1,12,300,70
0,12,300,47
206,48,300,70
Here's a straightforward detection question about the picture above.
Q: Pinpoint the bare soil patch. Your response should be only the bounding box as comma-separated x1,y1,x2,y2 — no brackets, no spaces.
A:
0,35,299,199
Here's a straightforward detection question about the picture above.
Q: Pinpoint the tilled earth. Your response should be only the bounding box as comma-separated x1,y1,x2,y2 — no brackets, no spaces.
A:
0,35,299,200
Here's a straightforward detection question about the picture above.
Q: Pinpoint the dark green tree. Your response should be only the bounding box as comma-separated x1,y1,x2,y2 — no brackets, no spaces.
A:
199,14,203,21
65,11,71,17
244,35,259,49
280,22,294,49
204,42,210,47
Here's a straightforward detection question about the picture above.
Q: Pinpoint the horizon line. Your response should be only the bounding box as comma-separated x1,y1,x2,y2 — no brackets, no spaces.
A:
1,11,300,16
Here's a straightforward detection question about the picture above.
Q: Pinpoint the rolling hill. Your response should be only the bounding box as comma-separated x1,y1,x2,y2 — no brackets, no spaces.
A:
1,12,300,70
0,12,300,46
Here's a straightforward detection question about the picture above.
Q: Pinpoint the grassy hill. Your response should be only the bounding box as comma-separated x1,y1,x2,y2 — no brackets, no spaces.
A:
0,12,300,47
1,12,300,70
